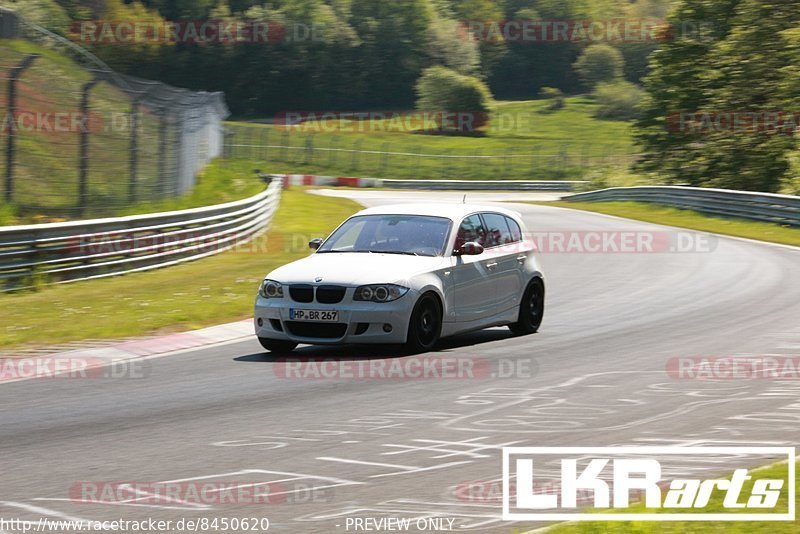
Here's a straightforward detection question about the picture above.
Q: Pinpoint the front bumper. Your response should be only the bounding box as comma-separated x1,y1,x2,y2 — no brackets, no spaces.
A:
254,290,417,345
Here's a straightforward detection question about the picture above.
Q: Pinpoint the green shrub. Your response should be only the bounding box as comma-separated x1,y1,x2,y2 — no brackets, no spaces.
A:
0,203,17,226
573,44,625,89
539,86,565,111
592,81,643,121
415,66,494,132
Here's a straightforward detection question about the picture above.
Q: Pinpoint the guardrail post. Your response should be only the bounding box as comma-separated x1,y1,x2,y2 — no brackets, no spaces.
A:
4,53,38,203
128,99,140,202
78,76,99,214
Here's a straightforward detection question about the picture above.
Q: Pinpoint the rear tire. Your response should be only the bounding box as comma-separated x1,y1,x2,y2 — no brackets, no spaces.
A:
405,293,442,354
258,337,298,354
509,278,544,336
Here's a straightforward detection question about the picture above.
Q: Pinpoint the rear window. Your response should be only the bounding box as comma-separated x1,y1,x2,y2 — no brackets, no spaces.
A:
482,213,513,247
505,216,522,243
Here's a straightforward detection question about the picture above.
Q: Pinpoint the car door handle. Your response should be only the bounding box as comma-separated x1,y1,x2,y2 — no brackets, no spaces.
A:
486,262,498,269
516,255,526,264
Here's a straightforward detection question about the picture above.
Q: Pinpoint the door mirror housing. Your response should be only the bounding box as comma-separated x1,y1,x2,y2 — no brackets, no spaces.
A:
309,238,323,250
455,241,484,256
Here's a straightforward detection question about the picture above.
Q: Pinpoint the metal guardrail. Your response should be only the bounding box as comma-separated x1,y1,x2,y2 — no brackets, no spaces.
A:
0,179,282,290
378,179,586,191
563,186,800,227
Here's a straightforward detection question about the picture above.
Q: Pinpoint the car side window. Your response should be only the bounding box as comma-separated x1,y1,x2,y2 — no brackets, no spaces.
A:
455,214,486,250
505,216,522,243
481,213,513,247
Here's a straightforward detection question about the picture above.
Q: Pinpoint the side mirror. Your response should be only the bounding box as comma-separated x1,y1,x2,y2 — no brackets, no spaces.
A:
309,238,323,250
455,241,484,256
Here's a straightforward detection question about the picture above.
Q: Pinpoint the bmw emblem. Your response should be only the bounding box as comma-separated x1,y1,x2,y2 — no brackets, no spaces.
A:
314,277,323,283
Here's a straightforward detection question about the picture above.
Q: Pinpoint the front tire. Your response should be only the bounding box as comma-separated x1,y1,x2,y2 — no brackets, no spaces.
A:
258,337,298,354
405,293,442,353
509,278,544,336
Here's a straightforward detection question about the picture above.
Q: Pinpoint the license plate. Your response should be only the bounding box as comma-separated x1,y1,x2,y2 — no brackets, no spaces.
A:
289,309,339,322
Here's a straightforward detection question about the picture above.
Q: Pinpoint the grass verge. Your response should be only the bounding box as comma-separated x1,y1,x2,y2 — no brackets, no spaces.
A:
542,460,796,533
0,188,360,350
112,159,266,217
540,201,800,247
226,97,637,181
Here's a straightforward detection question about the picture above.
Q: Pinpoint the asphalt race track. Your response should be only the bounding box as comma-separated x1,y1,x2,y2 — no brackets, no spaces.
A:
2,193,799,533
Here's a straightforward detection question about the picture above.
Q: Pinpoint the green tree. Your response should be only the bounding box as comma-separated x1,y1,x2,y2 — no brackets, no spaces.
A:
1,0,70,33
427,14,480,75
636,0,799,192
348,0,435,108
635,0,739,185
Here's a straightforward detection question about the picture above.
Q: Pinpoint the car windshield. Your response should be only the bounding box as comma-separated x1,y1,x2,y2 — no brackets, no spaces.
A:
317,214,451,257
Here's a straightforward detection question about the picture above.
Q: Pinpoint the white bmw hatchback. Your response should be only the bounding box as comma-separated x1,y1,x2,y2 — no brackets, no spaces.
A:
254,203,544,353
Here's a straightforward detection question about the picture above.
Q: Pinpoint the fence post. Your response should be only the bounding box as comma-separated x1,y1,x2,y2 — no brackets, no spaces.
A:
304,135,314,164
329,136,338,165
128,99,140,202
223,124,233,159
4,53,38,203
157,113,168,196
351,138,363,171
380,142,389,174
472,149,482,180
173,110,185,196
78,76,100,214
280,130,289,161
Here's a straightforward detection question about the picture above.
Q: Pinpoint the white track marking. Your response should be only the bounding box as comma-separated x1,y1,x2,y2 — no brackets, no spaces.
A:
32,497,205,511
0,501,93,523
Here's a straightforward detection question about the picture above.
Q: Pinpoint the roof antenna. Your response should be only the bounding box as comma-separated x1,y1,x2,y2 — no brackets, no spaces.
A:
462,194,467,204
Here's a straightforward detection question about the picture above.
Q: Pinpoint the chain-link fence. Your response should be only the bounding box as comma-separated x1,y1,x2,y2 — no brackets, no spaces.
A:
0,9,228,219
224,123,639,182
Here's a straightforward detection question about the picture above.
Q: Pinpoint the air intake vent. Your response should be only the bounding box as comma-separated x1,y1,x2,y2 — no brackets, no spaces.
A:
316,285,346,304
285,322,347,339
289,284,314,303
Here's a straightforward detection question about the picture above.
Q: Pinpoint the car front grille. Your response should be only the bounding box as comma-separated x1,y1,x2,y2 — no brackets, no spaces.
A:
289,284,346,304
316,285,346,304
289,284,314,303
285,321,347,339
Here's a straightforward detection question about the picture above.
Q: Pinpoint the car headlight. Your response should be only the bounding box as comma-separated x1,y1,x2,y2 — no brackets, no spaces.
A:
354,284,409,303
259,279,283,298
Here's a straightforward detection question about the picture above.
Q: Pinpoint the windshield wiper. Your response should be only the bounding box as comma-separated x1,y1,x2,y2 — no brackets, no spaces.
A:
368,250,419,256
320,250,421,256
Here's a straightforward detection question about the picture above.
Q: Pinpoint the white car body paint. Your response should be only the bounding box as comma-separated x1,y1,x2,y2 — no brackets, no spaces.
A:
254,203,545,346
